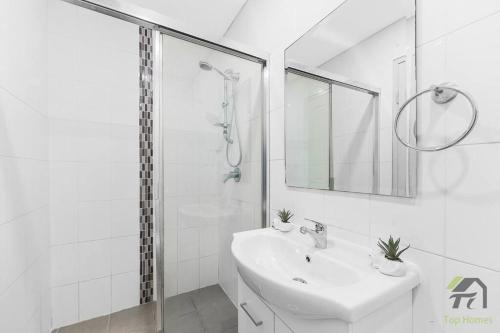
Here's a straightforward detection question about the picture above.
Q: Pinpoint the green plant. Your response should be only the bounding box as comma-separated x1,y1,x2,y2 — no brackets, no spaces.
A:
277,209,294,223
377,235,410,262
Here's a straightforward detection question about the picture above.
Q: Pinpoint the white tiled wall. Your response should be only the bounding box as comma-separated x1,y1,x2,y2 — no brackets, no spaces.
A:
0,0,50,332
227,0,500,332
48,0,140,328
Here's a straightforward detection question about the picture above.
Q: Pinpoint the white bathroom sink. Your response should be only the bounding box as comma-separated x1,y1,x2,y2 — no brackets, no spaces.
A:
231,228,419,322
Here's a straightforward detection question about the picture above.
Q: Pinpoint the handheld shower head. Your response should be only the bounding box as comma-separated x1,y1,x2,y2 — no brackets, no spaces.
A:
199,61,213,71
199,60,238,81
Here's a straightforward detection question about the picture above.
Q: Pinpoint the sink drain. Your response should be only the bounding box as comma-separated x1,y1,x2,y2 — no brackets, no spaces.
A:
293,277,307,284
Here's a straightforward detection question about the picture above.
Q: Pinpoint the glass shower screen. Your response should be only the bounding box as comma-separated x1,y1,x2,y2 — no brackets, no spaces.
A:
159,34,266,333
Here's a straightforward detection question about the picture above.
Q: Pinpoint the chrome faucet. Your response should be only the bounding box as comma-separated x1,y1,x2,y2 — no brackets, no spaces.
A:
300,219,327,249
223,167,241,183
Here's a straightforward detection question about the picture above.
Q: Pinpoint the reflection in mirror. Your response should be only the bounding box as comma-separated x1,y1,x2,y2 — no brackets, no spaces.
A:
284,0,416,197
285,72,330,189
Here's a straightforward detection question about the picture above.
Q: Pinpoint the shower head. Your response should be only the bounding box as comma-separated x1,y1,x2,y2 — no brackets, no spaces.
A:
199,60,238,81
199,61,213,71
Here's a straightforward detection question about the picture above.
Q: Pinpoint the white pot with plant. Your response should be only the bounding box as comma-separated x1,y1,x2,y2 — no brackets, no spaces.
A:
377,236,410,277
273,209,294,232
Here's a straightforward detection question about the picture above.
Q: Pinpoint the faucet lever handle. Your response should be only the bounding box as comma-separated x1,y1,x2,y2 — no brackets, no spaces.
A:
304,218,326,232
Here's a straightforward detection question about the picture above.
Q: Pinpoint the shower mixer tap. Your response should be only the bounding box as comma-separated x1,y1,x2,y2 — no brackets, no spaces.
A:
223,167,241,183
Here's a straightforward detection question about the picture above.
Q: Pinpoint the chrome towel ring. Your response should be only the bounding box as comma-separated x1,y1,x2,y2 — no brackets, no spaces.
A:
394,84,478,152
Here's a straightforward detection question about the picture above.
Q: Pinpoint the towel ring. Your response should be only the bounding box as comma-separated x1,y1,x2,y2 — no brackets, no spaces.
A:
394,84,478,152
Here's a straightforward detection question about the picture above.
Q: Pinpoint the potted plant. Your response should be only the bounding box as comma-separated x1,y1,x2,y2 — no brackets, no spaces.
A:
377,235,410,277
273,209,294,232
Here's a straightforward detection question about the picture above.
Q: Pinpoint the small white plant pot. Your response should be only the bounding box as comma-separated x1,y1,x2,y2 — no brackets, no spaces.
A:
379,258,407,277
273,218,294,232
369,250,385,269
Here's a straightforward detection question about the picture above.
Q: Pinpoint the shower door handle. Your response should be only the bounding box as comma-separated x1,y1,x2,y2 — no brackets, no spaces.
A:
240,302,263,326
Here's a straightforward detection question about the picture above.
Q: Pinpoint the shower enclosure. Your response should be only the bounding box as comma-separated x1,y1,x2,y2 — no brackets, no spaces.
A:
49,1,268,333
158,34,267,333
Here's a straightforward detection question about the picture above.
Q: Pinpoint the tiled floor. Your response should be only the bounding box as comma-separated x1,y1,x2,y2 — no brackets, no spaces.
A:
165,285,237,333
52,285,237,333
52,302,156,333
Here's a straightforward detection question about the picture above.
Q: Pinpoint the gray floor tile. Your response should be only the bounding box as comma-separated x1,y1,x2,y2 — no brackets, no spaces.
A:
165,292,197,320
109,303,155,333
166,311,205,333
198,294,237,333
58,315,109,333
222,327,238,333
199,306,237,333
55,284,237,333
191,285,231,311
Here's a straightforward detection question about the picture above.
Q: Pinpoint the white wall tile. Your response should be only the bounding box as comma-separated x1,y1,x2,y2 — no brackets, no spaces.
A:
78,239,111,281
74,82,112,124
370,153,447,254
48,3,141,324
51,243,78,287
78,200,111,241
79,277,111,321
200,255,219,288
165,228,178,264
417,0,500,45
164,262,178,298
51,284,79,328
199,226,218,256
111,199,139,237
78,162,111,201
49,119,79,161
0,157,48,225
178,228,200,261
111,236,138,274
0,0,49,331
111,271,140,312
50,161,78,245
0,89,48,160
111,125,139,163
111,163,139,200
405,249,446,333
178,259,199,293
446,144,500,270
323,192,370,235
0,218,28,294
270,108,285,160
445,12,500,145
77,122,111,162
48,0,77,38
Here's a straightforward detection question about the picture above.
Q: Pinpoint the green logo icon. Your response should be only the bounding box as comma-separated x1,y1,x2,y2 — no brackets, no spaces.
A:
447,276,487,309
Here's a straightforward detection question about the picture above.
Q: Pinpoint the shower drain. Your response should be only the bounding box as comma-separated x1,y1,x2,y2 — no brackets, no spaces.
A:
293,277,307,284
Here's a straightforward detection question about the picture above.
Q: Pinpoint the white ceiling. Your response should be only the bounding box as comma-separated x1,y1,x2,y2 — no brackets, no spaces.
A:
286,0,414,68
126,0,246,40
93,0,247,41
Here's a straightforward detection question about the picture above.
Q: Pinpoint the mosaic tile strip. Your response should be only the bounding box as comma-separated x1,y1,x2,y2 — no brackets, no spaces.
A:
139,26,154,304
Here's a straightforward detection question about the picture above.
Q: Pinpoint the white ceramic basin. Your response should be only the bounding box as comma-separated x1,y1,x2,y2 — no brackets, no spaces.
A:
231,228,419,322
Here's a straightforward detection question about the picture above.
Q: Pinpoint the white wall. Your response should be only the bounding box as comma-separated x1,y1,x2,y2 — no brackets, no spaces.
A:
48,0,140,328
0,0,51,332
227,0,500,332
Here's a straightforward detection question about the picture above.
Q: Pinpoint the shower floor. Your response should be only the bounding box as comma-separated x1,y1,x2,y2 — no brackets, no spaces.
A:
165,285,237,333
53,285,237,333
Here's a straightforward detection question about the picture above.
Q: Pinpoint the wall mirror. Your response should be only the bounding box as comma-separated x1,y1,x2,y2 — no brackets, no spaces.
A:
284,0,417,197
